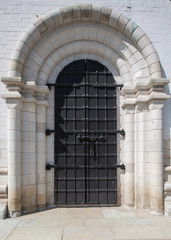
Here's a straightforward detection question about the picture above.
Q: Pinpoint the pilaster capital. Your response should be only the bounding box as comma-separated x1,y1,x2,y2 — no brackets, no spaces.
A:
1,77,23,92
123,104,135,115
1,77,24,101
121,78,170,109
35,86,49,106
135,102,148,113
148,99,166,111
6,98,22,110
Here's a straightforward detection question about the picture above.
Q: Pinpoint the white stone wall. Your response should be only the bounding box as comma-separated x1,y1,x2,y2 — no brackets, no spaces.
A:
0,0,171,214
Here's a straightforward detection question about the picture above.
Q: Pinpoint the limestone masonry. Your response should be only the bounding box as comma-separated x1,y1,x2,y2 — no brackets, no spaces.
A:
0,0,171,218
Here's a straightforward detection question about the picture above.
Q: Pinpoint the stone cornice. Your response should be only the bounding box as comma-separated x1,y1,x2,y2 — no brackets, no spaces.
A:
1,77,24,93
1,79,49,105
1,77,23,87
122,78,170,95
121,78,170,108
35,86,49,96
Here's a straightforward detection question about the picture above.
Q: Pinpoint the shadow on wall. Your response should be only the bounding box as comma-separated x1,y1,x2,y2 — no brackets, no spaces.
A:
161,65,171,167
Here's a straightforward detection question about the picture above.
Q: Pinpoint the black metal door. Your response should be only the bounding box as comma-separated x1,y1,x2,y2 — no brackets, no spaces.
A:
54,60,117,205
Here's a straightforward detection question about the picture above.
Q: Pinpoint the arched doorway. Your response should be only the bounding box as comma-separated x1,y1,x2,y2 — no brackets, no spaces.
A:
1,5,169,217
54,59,119,205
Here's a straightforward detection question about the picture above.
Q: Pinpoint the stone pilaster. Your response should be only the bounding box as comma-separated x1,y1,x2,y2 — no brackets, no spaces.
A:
21,82,37,213
121,78,169,213
35,87,49,209
123,105,135,207
134,102,150,210
7,99,22,217
1,77,23,217
149,100,165,214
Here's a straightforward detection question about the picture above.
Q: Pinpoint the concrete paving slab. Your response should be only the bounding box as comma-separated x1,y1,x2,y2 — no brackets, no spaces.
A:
127,217,156,226
84,218,130,226
5,227,64,240
63,226,114,240
102,208,120,218
0,219,21,240
110,225,169,240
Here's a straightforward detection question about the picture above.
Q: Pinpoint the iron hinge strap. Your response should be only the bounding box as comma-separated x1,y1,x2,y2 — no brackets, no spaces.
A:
115,84,124,90
46,164,55,170
45,129,125,136
46,83,124,90
45,163,125,170
114,129,125,136
45,129,54,136
46,83,55,89
114,164,125,170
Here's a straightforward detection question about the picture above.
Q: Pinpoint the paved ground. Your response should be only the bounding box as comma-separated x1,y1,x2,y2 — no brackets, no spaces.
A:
0,207,171,240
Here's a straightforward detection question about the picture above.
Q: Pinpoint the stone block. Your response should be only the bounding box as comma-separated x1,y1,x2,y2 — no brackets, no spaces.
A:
29,174,36,185
42,12,56,29
146,52,160,66
37,184,46,195
8,140,21,153
9,59,23,73
51,8,63,26
150,71,162,78
149,164,163,174
165,202,171,216
131,26,145,43
80,4,92,20
103,47,113,61
120,63,129,75
37,194,46,206
128,51,143,66
26,23,41,42
0,204,7,219
124,19,138,38
91,5,101,22
100,6,112,23
150,109,162,120
72,5,81,21
11,50,25,64
142,43,156,58
60,6,73,23
150,130,162,141
33,18,48,35
117,14,130,32
149,152,163,163
15,40,30,57
20,31,35,50
149,62,161,74
112,30,124,48
109,9,121,28
122,72,132,85
150,119,163,130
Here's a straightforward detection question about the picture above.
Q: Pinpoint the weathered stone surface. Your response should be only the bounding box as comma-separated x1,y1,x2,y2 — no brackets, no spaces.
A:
80,4,92,19
33,18,48,34
100,6,112,23
0,204,7,219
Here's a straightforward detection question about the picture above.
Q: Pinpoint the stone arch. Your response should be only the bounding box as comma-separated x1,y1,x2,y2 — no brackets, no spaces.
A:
1,5,169,217
9,4,161,84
